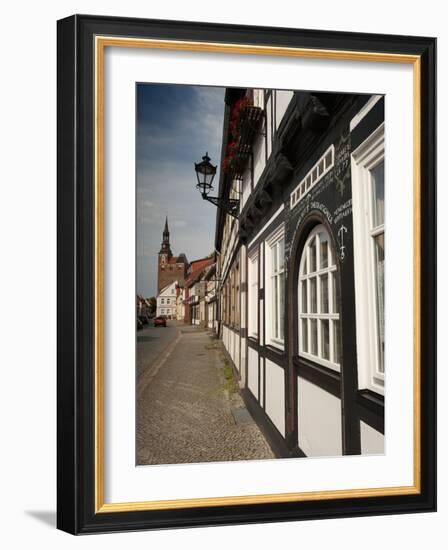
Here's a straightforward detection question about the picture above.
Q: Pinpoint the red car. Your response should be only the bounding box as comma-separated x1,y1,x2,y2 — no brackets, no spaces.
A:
153,316,167,327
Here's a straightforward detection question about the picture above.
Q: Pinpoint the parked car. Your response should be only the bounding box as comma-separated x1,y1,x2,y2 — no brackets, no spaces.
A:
154,316,167,327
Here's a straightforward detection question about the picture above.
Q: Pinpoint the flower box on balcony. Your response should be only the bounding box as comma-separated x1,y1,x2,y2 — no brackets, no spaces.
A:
222,101,265,179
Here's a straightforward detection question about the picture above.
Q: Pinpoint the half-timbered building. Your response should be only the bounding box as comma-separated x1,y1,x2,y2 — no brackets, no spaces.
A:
215,87,385,458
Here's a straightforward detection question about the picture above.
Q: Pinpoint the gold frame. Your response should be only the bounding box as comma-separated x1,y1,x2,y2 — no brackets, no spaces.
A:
94,36,421,513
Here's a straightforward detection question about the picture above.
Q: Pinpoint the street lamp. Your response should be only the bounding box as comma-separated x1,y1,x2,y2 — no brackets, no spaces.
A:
194,152,240,218
194,152,217,197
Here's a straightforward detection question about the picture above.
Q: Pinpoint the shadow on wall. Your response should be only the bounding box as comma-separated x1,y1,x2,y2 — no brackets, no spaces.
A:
25,510,56,529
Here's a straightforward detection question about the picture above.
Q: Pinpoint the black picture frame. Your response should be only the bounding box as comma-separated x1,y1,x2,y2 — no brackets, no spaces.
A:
57,14,436,535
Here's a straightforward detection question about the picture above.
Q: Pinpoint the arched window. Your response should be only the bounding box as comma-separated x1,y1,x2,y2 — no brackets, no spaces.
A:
298,225,341,371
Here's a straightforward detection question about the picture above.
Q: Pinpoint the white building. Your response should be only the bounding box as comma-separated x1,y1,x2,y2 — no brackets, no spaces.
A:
156,280,178,319
176,287,185,321
215,88,385,458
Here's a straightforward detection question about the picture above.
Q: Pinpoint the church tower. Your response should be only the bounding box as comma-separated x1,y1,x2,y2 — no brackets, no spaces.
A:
157,217,182,294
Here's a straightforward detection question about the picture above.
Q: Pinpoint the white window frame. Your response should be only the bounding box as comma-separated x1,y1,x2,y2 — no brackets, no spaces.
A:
265,225,285,349
248,248,259,338
351,123,385,394
298,224,340,372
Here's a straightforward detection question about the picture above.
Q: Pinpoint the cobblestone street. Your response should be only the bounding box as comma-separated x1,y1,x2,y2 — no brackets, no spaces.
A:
136,322,274,465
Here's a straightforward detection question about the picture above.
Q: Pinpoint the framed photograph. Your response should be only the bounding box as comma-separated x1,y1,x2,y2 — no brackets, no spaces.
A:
57,14,436,534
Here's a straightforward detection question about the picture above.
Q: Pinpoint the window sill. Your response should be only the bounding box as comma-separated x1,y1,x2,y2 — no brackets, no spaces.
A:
357,388,385,407
299,352,340,373
267,339,284,352
356,389,385,433
359,379,385,397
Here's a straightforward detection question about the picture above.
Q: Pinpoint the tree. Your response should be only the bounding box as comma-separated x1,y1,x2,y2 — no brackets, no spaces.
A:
147,296,157,313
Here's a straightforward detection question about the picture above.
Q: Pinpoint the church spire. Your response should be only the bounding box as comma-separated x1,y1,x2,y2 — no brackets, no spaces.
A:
159,216,172,256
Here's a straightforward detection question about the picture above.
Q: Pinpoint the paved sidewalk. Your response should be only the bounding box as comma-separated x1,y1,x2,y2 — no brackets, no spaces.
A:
136,326,274,465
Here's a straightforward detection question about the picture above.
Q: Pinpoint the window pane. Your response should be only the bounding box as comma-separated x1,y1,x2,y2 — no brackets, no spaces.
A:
310,277,317,313
319,232,329,269
332,272,338,313
309,237,317,272
301,281,307,313
321,320,330,360
301,251,308,275
371,161,385,227
272,244,278,272
325,150,332,169
375,233,385,373
254,283,258,333
279,272,285,340
333,320,341,364
301,319,308,353
278,238,285,271
273,275,278,337
310,319,318,355
320,273,329,313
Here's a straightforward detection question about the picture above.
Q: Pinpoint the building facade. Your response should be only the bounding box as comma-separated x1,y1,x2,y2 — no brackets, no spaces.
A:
156,280,178,318
183,257,215,327
175,286,185,321
215,88,385,458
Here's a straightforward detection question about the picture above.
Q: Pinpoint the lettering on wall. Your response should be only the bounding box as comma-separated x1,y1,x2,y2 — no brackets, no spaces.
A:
287,128,354,264
334,199,352,225
334,131,351,196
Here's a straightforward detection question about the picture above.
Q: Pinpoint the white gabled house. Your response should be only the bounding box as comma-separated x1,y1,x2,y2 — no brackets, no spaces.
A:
156,280,178,319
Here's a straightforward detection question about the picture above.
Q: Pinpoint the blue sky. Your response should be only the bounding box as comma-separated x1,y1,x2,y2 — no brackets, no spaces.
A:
136,84,225,297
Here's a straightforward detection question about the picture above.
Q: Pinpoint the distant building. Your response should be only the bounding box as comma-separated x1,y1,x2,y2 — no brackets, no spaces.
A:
157,217,189,294
203,262,218,331
175,286,185,321
156,280,178,319
183,256,214,326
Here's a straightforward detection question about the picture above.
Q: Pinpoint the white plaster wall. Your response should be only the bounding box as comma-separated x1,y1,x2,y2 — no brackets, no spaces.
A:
222,325,229,351
253,134,266,187
248,346,259,400
234,332,241,371
360,421,385,455
266,94,273,159
265,359,286,436
297,377,343,457
275,90,294,129
241,167,251,209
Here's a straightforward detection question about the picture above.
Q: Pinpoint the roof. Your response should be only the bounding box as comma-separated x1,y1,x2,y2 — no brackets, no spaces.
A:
158,280,178,295
184,258,214,288
189,256,214,272
177,253,189,263
204,263,216,280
